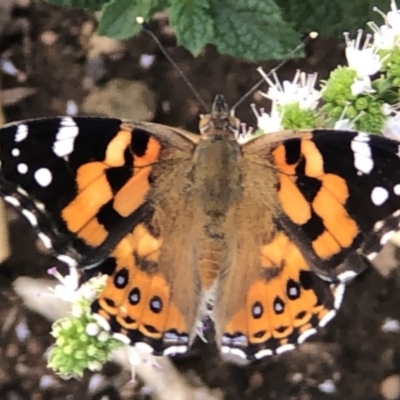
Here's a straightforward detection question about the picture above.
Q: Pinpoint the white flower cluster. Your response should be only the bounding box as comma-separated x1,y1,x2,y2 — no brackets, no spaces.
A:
244,1,400,141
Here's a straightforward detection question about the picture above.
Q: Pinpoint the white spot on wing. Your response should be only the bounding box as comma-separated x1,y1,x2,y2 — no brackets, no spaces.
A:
318,310,336,327
34,201,46,211
34,168,52,187
220,346,247,359
297,328,317,344
351,134,373,174
254,348,273,359
374,220,384,231
394,184,400,196
276,343,295,354
16,187,28,196
53,117,79,158
332,283,345,309
17,163,28,174
4,196,20,207
112,333,130,345
38,232,52,248
11,148,20,157
21,209,37,226
371,186,389,206
15,124,28,142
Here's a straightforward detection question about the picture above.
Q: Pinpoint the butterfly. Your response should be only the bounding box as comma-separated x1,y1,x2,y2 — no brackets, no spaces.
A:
1,95,400,361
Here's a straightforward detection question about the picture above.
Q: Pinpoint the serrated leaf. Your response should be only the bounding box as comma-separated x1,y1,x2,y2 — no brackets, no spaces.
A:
169,0,214,56
208,0,301,61
275,0,390,37
44,0,106,11
98,0,167,40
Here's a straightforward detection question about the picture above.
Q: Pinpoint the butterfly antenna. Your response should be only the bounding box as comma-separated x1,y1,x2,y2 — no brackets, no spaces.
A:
137,17,209,112
230,32,318,115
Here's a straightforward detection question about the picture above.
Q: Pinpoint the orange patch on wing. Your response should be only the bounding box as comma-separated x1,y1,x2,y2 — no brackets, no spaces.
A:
77,218,108,246
260,231,287,266
105,129,132,166
301,139,324,177
113,167,151,217
62,163,113,233
312,173,358,257
311,230,341,259
74,162,107,191
278,174,311,224
130,223,163,261
272,144,297,175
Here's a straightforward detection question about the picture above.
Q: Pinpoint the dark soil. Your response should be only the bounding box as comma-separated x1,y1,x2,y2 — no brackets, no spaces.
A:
1,2,400,400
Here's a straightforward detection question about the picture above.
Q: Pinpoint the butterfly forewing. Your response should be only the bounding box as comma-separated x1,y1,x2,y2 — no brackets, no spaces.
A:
264,130,400,279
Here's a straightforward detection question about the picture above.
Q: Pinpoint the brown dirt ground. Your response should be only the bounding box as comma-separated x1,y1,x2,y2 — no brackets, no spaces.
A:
1,2,400,400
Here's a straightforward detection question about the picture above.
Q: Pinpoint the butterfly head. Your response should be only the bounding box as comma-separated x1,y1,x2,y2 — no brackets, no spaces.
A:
199,95,240,139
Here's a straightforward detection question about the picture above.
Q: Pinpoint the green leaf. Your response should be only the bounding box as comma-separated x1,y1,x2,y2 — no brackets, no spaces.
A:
44,0,107,11
169,0,214,57
98,0,167,40
275,0,390,38
208,0,301,61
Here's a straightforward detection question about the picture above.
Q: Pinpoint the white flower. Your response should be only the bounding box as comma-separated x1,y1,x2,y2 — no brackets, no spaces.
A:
235,122,255,144
257,68,321,110
388,0,400,27
344,30,382,78
49,266,80,302
251,102,283,134
351,76,374,96
86,322,100,336
369,1,400,49
382,103,393,115
126,344,161,383
333,105,364,130
334,119,353,130
48,265,107,306
383,111,400,139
